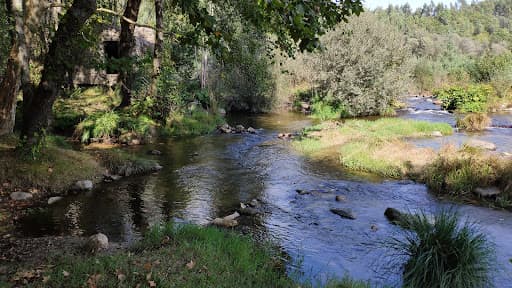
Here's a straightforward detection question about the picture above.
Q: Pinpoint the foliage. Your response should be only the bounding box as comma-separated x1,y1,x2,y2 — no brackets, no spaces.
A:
310,101,349,120
391,210,494,288
301,13,413,116
456,113,492,131
164,110,224,137
423,146,503,195
434,85,494,112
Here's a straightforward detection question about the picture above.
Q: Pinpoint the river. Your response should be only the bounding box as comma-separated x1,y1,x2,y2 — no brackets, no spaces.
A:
16,98,512,287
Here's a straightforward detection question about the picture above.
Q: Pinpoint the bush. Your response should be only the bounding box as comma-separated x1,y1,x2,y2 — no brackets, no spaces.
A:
305,13,413,116
310,102,349,120
434,84,494,112
391,211,494,288
164,109,224,137
456,113,491,131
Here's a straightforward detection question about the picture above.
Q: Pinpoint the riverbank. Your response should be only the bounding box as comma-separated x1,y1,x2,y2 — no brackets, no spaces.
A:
292,117,512,209
0,222,369,288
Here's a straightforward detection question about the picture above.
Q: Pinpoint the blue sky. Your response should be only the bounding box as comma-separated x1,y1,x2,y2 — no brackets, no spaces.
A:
364,0,456,10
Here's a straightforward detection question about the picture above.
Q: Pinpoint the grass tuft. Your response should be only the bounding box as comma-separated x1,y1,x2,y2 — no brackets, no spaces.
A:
456,113,491,131
391,210,494,288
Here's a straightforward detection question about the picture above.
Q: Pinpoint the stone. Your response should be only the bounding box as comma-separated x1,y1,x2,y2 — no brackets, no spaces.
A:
249,199,260,207
330,208,356,220
240,207,259,216
219,124,232,134
465,139,497,151
217,108,226,116
130,139,141,146
431,131,443,137
335,195,346,202
10,192,33,201
85,233,109,253
212,212,240,227
296,189,310,195
474,187,501,197
48,197,63,205
235,125,245,133
151,164,163,172
148,150,162,155
384,208,404,224
104,174,122,181
247,127,256,134
73,180,93,191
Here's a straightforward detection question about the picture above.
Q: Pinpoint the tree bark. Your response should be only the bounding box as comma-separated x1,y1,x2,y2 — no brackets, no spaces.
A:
149,0,163,97
0,0,25,135
117,0,142,108
21,0,97,139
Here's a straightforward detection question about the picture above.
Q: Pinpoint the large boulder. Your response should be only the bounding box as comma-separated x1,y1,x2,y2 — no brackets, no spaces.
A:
384,208,404,224
465,139,497,151
84,233,109,253
10,192,33,201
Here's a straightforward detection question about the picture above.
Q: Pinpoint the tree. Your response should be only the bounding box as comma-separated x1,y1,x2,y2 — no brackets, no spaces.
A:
21,0,97,139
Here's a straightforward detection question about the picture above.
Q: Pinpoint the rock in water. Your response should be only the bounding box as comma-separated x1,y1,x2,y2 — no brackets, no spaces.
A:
148,150,162,155
247,127,256,134
10,192,33,201
465,139,497,151
296,189,310,195
431,131,443,137
48,196,63,205
240,207,259,216
211,211,240,227
73,180,93,191
335,195,346,202
384,208,403,223
474,187,501,197
85,233,109,253
330,208,356,220
235,125,245,133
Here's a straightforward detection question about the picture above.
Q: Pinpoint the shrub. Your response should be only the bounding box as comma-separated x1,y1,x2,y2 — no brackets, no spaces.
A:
456,113,491,131
434,84,494,112
164,110,224,137
391,210,494,288
305,13,413,116
311,102,349,120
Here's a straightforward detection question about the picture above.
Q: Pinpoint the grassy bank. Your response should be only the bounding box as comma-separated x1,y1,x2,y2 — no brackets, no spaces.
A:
3,223,369,288
293,118,453,178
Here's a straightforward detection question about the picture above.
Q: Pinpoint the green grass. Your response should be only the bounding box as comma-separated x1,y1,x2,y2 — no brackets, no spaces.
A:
311,102,349,120
6,223,370,288
390,210,494,288
164,110,225,137
293,118,453,178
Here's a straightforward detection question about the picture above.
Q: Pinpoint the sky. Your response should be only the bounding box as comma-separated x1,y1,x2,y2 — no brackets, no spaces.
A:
364,0,456,10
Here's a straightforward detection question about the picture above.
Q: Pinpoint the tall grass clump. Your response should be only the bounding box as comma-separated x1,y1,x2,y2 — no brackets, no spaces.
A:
456,113,491,131
423,146,501,195
391,211,494,288
311,102,349,120
165,110,224,137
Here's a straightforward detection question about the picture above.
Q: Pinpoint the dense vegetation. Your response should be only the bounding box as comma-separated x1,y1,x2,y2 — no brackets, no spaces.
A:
282,0,512,117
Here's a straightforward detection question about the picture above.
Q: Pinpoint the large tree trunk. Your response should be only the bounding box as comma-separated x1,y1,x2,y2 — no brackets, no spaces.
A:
0,0,26,135
21,0,97,139
149,0,163,97
117,0,142,108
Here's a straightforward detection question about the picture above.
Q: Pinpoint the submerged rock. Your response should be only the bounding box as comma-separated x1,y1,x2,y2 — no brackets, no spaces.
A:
72,180,93,191
48,196,63,205
474,187,501,197
330,208,356,220
465,139,497,151
335,195,346,202
85,233,109,253
148,150,162,156
384,207,404,224
10,192,33,201
296,189,310,195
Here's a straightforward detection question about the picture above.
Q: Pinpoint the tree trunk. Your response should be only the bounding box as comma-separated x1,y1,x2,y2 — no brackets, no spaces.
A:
0,0,25,136
21,0,97,139
149,0,163,97
117,0,142,108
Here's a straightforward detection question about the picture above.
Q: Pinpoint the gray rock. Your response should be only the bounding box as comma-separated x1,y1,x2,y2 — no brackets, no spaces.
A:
465,139,497,151
335,195,346,202
73,180,93,191
431,131,443,137
152,164,163,171
296,189,310,195
330,208,356,220
85,233,109,253
217,108,226,116
148,150,162,155
247,127,256,134
384,208,404,224
240,207,259,216
474,187,501,197
235,125,245,133
104,174,122,181
47,196,63,205
249,199,260,207
219,124,232,134
10,192,33,201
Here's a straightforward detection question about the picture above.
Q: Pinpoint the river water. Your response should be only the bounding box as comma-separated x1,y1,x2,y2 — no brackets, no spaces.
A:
16,99,512,287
